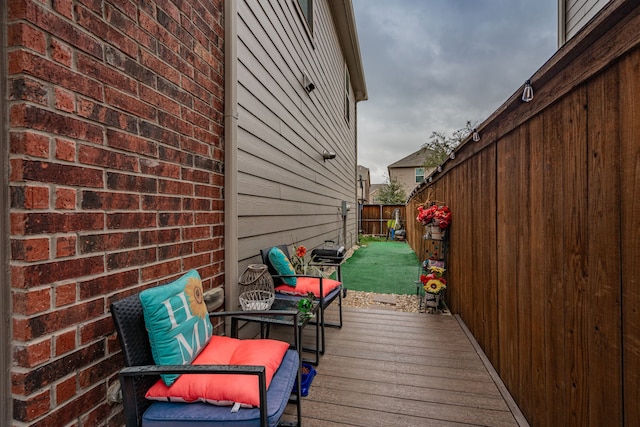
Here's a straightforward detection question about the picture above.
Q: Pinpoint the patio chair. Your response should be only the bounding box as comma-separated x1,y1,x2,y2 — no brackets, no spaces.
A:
111,286,302,427
260,245,344,354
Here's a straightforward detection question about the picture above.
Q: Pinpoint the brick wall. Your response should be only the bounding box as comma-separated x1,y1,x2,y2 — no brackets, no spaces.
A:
7,1,225,425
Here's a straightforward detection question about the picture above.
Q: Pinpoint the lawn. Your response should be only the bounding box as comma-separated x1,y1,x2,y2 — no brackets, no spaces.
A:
338,239,419,295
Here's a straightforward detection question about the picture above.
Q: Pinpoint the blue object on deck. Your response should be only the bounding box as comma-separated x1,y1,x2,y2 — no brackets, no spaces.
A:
294,363,317,397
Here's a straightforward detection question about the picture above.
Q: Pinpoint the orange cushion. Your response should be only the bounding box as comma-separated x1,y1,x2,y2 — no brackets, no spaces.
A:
275,277,341,297
146,336,289,407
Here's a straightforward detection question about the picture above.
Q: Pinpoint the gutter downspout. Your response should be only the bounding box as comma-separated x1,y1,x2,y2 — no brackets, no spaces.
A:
224,0,238,316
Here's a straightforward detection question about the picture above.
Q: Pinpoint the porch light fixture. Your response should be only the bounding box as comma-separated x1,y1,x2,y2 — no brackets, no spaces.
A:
322,149,336,161
522,79,534,102
472,129,480,142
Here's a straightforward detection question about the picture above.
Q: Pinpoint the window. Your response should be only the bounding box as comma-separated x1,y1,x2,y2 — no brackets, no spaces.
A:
415,168,425,183
297,0,313,32
344,65,351,124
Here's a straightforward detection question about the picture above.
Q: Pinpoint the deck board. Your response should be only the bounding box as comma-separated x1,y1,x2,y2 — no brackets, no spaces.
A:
273,305,525,426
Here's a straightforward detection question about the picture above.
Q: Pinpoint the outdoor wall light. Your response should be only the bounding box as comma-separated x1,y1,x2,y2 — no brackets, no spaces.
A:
472,129,480,142
449,152,456,160
437,166,442,173
322,149,336,161
522,79,534,102
302,70,316,93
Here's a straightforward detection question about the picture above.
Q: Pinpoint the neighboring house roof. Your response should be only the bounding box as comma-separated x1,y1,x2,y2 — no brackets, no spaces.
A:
329,0,368,101
369,184,385,202
388,147,434,169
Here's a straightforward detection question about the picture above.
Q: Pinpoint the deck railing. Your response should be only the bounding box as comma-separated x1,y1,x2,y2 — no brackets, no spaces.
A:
405,1,640,425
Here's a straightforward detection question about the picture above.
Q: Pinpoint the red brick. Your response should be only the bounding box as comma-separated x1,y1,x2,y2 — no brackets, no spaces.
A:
158,179,194,196
21,212,104,235
183,253,211,271
106,129,158,157
51,38,73,66
183,225,211,241
76,4,138,58
13,317,31,341
106,212,156,229
78,269,138,299
158,242,191,261
19,340,104,395
14,338,52,368
105,86,156,120
36,384,105,427
13,390,51,422
11,159,104,188
53,0,74,20
54,330,77,356
11,104,103,144
13,255,104,289
56,376,77,405
24,186,50,209
141,260,182,282
80,316,114,345
54,87,75,113
56,235,77,258
55,282,76,306
79,231,139,254
141,228,180,246
79,144,139,172
26,299,105,341
77,53,137,95
158,211,194,227
142,194,181,211
106,247,157,270
12,288,51,316
77,99,138,133
9,77,49,105
139,85,181,116
55,188,76,209
55,138,76,162
11,237,50,262
8,22,46,53
10,131,49,157
8,51,103,100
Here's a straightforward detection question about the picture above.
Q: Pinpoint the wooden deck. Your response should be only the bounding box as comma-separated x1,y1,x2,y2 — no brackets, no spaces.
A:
278,305,528,426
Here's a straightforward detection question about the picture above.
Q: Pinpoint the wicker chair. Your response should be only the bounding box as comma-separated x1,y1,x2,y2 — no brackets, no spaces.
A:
261,245,344,355
110,293,301,427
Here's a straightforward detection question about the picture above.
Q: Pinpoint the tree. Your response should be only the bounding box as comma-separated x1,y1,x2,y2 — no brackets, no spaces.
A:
422,120,476,169
377,175,407,204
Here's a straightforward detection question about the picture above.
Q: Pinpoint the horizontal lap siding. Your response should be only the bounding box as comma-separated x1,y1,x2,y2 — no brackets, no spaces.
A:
406,2,640,424
237,0,357,268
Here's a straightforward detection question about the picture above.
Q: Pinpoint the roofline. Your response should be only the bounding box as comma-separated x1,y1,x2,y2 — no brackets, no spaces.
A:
329,0,368,102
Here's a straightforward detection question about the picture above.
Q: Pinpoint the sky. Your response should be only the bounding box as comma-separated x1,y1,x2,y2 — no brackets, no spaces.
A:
352,0,558,184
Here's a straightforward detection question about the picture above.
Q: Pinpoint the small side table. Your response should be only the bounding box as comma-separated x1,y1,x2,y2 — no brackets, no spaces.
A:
232,296,321,365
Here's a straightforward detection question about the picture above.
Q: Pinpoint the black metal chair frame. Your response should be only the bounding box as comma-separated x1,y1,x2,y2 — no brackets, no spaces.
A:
110,293,302,427
261,245,344,355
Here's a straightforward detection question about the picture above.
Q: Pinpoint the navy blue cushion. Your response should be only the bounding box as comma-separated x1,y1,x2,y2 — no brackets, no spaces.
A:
141,349,299,427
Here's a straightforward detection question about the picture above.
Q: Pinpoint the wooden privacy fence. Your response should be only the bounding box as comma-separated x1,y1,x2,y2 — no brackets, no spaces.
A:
406,1,640,426
359,204,405,236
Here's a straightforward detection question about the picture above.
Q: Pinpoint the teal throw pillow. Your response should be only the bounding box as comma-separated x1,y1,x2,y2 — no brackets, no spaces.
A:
268,247,297,286
139,269,213,385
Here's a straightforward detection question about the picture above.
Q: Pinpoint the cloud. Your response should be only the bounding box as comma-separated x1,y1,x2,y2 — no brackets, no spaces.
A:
353,0,557,183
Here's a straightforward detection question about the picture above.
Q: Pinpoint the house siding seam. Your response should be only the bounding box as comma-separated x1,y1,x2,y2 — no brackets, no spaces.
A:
6,1,225,425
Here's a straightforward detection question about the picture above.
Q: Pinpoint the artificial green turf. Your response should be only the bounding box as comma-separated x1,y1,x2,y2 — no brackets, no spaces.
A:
339,241,419,295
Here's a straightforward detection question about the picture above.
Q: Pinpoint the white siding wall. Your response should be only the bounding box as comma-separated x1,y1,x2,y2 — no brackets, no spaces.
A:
237,0,358,263
563,0,611,42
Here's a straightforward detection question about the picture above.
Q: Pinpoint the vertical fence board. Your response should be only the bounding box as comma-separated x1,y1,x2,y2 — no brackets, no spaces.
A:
528,113,546,426
587,67,623,426
543,99,568,425
562,87,589,425
496,132,518,394
620,48,640,427
515,124,533,419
